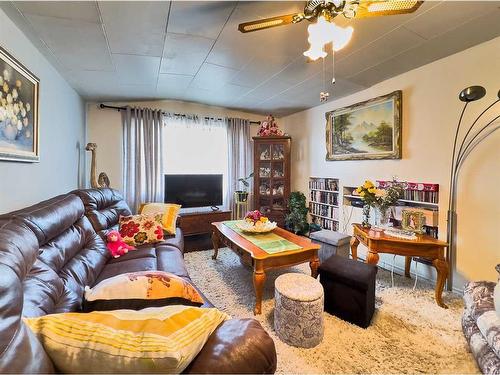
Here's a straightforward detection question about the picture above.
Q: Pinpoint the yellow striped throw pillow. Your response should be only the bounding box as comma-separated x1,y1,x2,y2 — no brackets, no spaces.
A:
24,306,229,374
140,203,181,235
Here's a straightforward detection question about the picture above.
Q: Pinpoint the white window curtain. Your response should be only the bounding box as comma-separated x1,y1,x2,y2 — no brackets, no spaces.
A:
122,106,164,212
227,118,253,210
163,114,229,209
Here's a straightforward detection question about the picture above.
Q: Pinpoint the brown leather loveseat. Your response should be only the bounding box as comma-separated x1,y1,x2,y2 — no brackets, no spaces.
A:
0,188,277,373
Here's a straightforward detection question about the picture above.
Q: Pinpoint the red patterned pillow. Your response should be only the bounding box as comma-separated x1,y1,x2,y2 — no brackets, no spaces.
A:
119,213,164,246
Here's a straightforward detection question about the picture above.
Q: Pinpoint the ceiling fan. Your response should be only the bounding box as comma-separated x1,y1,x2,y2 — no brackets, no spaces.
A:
238,0,423,33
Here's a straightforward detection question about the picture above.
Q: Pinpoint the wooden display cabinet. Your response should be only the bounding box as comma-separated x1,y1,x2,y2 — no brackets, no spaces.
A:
252,136,291,227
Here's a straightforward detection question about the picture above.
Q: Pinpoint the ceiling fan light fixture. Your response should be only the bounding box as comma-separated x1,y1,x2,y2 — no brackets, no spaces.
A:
367,0,420,13
303,16,353,60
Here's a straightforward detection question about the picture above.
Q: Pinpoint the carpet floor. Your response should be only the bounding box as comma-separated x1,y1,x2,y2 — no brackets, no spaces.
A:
184,248,478,374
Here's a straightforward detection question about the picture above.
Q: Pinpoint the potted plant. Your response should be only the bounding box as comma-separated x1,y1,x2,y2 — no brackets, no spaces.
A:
235,172,254,203
285,192,309,235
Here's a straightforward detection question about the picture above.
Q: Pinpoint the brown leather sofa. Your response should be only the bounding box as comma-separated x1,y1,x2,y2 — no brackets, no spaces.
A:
0,188,277,374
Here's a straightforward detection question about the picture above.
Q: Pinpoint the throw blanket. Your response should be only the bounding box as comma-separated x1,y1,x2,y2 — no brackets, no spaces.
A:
223,220,302,254
462,281,500,374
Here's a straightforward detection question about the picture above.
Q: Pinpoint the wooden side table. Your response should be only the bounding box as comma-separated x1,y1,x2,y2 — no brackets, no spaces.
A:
350,223,449,308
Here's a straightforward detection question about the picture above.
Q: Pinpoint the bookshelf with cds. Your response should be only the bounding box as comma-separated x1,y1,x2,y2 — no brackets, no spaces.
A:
343,180,440,239
309,177,340,231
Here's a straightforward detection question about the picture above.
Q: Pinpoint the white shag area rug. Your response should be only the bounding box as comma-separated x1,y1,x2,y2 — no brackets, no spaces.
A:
185,248,479,374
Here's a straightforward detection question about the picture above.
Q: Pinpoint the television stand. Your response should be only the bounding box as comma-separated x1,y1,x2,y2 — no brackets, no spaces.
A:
179,209,231,237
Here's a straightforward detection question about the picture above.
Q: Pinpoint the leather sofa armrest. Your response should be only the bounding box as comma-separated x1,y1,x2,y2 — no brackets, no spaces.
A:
184,318,277,374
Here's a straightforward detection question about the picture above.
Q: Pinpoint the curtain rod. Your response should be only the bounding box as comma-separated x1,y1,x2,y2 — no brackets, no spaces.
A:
99,103,261,125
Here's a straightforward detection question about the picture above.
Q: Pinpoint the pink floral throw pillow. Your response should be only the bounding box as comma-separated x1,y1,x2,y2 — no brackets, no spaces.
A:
118,213,164,246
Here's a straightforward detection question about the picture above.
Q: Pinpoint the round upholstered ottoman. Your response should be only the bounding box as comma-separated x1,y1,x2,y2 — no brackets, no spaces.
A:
274,273,324,348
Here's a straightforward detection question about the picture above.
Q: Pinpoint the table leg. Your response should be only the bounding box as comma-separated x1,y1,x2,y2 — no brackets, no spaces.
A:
350,235,359,260
366,250,380,265
310,253,320,278
253,261,266,315
405,256,412,278
211,230,220,260
432,257,449,309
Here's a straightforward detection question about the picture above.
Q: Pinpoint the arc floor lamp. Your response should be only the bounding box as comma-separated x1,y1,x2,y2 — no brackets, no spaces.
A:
447,86,500,290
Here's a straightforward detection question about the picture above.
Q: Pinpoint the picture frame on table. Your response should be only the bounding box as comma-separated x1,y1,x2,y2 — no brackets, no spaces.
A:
401,209,426,234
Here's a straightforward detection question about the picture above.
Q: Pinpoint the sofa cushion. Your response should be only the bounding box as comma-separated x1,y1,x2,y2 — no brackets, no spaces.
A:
184,319,278,374
72,188,132,238
0,220,55,373
0,194,110,317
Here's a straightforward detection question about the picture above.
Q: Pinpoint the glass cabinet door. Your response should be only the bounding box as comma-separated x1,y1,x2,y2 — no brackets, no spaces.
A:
258,144,271,161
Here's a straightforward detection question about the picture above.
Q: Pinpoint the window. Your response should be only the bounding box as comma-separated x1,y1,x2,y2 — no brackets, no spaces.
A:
163,116,228,207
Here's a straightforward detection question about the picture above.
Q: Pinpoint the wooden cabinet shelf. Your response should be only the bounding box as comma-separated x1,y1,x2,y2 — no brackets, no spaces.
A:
253,136,291,227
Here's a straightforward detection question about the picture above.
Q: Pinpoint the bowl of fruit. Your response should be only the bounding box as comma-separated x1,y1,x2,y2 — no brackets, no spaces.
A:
236,210,277,233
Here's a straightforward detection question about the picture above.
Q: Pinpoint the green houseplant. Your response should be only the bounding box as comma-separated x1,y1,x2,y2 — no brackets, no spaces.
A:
285,192,309,235
235,172,254,203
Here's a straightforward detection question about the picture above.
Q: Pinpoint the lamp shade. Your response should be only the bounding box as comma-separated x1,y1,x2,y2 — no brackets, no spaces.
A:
459,86,486,102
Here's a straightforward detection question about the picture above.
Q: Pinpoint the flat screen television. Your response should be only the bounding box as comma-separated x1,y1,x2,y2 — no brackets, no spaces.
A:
164,174,223,208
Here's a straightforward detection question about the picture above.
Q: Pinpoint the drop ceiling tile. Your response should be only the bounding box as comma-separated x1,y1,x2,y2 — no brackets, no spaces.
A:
205,44,254,70
218,83,253,99
350,9,500,88
15,1,99,22
190,63,239,90
161,33,214,75
113,54,161,85
168,1,236,39
246,78,294,102
24,14,113,71
338,27,426,79
99,2,170,56
273,57,322,86
403,1,498,40
230,55,294,87
157,73,193,98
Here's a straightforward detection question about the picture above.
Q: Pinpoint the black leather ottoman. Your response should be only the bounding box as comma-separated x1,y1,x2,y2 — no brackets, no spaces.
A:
319,255,378,328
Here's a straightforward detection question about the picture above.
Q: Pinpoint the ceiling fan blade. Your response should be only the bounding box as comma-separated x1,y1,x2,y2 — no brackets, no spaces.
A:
238,14,300,33
354,0,423,18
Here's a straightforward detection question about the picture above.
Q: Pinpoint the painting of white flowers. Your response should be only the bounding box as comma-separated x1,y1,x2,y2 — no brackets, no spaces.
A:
325,91,402,161
0,46,39,162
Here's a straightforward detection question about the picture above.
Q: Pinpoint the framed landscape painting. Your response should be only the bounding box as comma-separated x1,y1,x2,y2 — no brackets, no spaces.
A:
326,90,402,161
0,46,39,162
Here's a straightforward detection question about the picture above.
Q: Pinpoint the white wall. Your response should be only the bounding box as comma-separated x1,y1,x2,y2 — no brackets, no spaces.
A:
282,37,500,289
86,100,265,192
0,9,86,213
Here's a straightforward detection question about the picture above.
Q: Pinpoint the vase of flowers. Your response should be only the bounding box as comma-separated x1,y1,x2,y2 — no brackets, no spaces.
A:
356,179,405,228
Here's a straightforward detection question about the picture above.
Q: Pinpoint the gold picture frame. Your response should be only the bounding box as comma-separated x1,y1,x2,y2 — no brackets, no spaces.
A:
401,209,426,234
326,90,402,161
0,45,39,162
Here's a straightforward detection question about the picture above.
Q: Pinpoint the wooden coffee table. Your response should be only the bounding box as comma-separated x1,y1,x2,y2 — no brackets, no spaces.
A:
211,222,320,315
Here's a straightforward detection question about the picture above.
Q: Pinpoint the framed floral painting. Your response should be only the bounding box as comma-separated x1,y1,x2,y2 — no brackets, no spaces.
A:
325,91,402,161
0,46,39,162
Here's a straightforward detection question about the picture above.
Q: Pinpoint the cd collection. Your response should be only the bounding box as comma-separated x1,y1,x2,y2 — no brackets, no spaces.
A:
309,178,339,191
310,190,338,206
312,217,339,231
309,202,339,220
377,180,439,204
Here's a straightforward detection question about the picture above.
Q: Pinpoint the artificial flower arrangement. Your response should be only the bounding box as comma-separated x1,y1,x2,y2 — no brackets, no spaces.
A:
257,115,283,137
355,179,405,227
236,210,277,233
